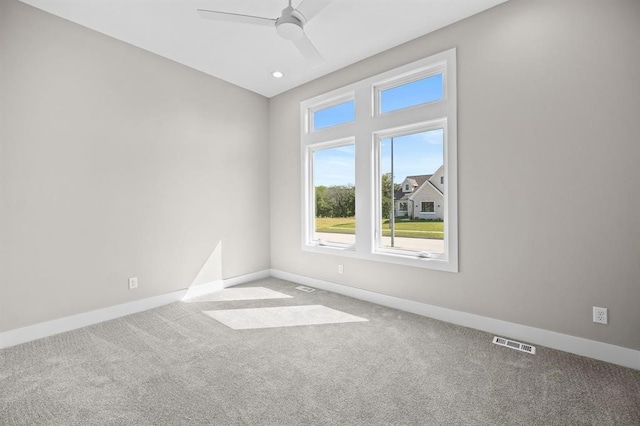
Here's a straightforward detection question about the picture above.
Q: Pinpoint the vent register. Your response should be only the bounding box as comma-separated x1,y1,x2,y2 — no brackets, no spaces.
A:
493,336,536,354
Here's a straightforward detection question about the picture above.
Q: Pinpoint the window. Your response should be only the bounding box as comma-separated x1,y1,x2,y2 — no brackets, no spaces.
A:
309,142,356,247
378,127,444,254
379,73,443,114
301,49,457,272
421,202,435,213
312,99,355,131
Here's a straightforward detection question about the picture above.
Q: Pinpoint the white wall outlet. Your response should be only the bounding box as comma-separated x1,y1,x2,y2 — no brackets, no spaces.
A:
338,264,344,274
593,306,608,324
128,277,138,290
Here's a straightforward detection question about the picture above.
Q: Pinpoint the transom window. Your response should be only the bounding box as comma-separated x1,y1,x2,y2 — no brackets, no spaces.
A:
311,97,355,131
379,73,443,114
301,49,458,272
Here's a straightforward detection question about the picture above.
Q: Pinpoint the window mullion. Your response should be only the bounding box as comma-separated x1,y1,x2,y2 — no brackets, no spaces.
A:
354,85,374,254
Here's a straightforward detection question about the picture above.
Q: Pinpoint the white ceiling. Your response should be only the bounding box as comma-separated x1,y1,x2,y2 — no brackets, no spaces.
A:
19,0,509,98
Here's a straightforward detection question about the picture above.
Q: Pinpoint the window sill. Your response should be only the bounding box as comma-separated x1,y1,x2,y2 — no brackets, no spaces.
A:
302,243,458,272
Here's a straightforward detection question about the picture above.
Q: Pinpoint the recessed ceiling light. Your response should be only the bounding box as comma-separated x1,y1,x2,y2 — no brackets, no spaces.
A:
272,71,284,78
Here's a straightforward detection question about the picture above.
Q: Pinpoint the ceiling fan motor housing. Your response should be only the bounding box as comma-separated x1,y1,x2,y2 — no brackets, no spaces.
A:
276,9,305,40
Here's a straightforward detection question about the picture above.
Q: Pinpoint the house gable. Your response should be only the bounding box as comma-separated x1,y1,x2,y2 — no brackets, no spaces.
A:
409,180,444,220
428,165,445,194
401,175,430,193
393,170,444,220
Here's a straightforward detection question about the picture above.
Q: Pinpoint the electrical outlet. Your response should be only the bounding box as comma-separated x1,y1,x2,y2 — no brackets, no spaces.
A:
128,277,138,290
593,306,608,324
338,264,344,274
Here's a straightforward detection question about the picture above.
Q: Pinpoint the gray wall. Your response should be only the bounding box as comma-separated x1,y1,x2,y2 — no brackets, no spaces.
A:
270,0,640,351
2,0,639,353
0,0,270,332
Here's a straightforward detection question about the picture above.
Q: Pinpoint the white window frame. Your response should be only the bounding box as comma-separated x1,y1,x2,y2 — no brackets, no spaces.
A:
303,137,356,249
375,66,446,116
308,93,355,133
300,48,458,272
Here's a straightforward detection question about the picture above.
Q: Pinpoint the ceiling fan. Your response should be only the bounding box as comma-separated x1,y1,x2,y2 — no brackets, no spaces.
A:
197,0,334,65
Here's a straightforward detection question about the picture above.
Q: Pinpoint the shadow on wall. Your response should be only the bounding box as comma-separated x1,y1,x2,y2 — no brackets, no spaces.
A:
182,240,223,299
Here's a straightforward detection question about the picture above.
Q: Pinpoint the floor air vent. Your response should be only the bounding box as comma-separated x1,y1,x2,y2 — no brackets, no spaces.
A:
493,336,536,354
295,285,316,293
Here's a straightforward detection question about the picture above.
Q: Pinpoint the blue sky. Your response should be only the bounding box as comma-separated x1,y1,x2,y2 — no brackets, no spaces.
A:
381,73,442,113
314,101,355,131
313,74,443,187
314,145,355,187
380,130,443,182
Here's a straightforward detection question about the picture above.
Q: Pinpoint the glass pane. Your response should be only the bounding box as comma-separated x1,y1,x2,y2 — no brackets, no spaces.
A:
313,145,356,246
380,74,443,113
379,129,444,254
313,100,355,131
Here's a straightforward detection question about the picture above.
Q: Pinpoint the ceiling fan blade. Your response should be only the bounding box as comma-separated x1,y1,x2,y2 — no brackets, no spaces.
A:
292,33,324,66
296,0,335,22
197,9,276,27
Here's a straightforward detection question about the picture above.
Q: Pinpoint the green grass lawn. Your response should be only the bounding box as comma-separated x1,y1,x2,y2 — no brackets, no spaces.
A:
315,217,444,239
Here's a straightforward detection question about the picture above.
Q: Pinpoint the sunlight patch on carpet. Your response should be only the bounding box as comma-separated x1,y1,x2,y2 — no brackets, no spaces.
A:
203,305,368,330
187,287,293,302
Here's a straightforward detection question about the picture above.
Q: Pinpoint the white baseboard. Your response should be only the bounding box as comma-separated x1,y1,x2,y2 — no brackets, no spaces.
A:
0,289,186,349
223,269,271,288
270,269,640,371
0,269,271,349
4,267,637,371
182,280,225,300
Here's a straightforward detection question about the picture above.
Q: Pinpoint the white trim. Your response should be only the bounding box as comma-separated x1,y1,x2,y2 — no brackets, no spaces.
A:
181,280,224,300
374,61,447,117
0,290,185,349
7,267,636,371
223,269,271,288
302,137,356,249
270,269,640,371
308,93,356,133
0,269,271,349
300,48,458,273
301,243,454,272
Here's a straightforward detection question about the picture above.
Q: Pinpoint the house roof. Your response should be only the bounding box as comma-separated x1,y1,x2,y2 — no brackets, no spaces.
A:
405,175,430,188
393,175,442,201
394,175,431,200
394,192,411,201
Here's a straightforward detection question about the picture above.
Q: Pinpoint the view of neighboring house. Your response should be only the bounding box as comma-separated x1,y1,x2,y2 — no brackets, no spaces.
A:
394,165,444,220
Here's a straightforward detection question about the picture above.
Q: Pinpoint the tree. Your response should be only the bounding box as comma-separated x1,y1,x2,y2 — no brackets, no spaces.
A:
327,185,355,217
381,173,393,219
315,185,355,217
315,186,331,217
